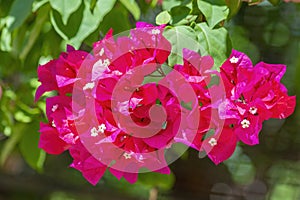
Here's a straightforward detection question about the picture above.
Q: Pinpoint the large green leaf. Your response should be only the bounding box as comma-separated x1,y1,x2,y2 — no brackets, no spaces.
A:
170,5,191,25
0,27,12,51
138,171,175,190
164,26,200,66
49,0,82,25
69,0,116,48
0,123,24,166
50,4,84,41
225,0,242,19
156,11,171,25
98,3,131,35
195,22,230,69
228,25,259,63
7,0,34,31
197,0,228,28
19,122,46,172
162,0,186,10
268,0,280,5
119,0,141,20
19,4,50,61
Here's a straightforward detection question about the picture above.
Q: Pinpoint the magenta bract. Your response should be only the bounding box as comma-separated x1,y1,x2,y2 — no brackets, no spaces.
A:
36,22,296,185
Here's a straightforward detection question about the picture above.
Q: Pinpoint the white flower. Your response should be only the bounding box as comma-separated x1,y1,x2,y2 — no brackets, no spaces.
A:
90,124,106,137
249,107,258,115
208,138,217,147
83,82,95,90
52,104,58,112
241,119,250,128
230,56,239,64
151,29,160,35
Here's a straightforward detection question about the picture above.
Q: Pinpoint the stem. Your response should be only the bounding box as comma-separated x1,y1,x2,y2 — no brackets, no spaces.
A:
157,65,166,77
149,187,158,200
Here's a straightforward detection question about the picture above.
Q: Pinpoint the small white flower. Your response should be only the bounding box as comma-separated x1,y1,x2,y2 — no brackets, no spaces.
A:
208,138,217,147
51,120,56,128
249,107,258,115
103,59,110,67
230,56,239,64
90,127,99,137
99,48,105,56
90,123,106,137
123,152,132,159
241,119,250,128
83,82,95,90
98,123,106,133
94,58,110,68
151,29,160,35
52,104,58,112
112,70,123,76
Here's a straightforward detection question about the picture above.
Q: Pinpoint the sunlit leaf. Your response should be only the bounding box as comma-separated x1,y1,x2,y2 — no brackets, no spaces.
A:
49,0,82,25
120,0,141,20
162,0,185,10
197,0,228,28
156,11,171,25
164,25,200,66
14,111,32,123
0,27,12,51
195,22,230,69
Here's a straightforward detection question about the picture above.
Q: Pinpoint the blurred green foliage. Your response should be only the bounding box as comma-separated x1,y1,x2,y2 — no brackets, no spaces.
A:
0,0,300,199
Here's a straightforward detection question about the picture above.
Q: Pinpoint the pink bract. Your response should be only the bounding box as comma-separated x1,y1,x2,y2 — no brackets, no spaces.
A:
36,22,296,184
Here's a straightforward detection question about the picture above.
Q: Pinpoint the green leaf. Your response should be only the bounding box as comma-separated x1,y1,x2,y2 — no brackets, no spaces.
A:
90,0,97,12
162,0,182,10
0,27,12,51
69,0,116,48
268,0,280,5
170,5,191,25
228,25,259,63
225,0,242,19
120,0,141,20
98,2,131,35
50,3,84,41
19,4,50,60
247,0,263,5
197,0,228,28
32,0,49,12
156,11,171,25
0,124,25,166
163,25,200,66
19,122,46,171
7,0,34,31
14,111,32,123
138,171,175,190
49,0,82,25
50,11,69,41
195,22,230,69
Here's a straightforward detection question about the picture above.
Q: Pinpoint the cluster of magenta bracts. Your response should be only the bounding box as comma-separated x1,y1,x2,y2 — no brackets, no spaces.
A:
36,22,296,185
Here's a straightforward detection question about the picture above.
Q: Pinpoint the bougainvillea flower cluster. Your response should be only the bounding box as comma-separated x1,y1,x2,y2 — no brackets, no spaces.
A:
36,22,296,185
